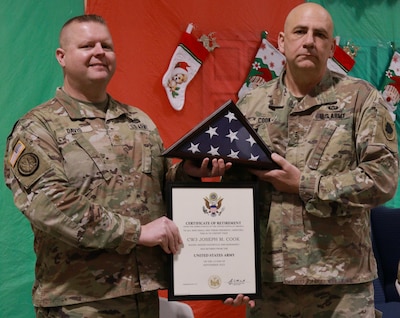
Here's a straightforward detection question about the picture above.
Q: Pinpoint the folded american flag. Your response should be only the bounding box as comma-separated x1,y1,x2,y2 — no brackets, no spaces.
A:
162,100,279,169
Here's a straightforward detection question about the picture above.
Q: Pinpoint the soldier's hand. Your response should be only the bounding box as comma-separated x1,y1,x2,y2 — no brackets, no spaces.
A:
224,294,255,308
183,157,232,178
249,153,300,194
138,216,182,254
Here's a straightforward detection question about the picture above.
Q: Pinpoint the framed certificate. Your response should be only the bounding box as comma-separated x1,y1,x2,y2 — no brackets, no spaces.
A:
166,182,261,301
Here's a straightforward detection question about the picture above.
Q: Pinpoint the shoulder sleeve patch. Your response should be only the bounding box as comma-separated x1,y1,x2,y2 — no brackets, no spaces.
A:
17,153,39,176
9,140,26,167
383,112,396,141
9,137,52,189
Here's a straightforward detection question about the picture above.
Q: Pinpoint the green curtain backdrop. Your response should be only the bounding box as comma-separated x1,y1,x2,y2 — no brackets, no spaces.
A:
310,0,400,207
1,1,399,318
0,1,83,317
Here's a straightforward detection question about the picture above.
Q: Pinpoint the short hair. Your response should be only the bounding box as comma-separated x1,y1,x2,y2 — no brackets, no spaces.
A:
62,14,107,29
59,14,107,47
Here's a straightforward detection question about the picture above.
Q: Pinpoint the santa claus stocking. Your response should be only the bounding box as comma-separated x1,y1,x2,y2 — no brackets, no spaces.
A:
162,24,210,111
380,51,400,121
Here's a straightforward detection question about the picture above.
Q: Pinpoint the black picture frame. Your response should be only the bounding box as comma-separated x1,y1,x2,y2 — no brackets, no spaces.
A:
166,182,261,301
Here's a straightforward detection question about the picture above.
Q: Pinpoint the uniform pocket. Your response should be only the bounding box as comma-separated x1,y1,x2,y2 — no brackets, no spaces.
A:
62,136,112,193
137,131,152,174
307,121,337,170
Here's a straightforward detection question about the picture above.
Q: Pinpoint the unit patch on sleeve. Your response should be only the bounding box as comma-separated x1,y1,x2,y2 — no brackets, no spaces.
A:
383,113,395,141
17,153,39,176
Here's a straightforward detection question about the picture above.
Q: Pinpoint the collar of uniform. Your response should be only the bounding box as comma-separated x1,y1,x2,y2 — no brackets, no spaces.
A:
106,97,140,122
276,70,338,112
55,88,138,121
55,88,108,119
265,74,286,108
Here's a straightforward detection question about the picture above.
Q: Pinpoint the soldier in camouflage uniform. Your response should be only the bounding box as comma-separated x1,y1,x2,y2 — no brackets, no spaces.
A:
220,3,399,317
3,14,237,318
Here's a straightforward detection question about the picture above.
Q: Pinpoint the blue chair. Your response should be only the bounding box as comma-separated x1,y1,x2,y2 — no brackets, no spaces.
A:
371,205,400,317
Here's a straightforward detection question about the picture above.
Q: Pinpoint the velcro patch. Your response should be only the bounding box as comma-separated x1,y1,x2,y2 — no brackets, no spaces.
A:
9,140,26,167
383,112,395,141
17,153,39,176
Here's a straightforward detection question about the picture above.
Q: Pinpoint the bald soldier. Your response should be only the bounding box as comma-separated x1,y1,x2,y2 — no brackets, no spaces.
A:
219,3,398,317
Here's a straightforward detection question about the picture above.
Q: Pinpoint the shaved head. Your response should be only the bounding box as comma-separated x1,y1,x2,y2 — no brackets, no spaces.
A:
59,15,107,48
278,3,336,96
284,3,333,37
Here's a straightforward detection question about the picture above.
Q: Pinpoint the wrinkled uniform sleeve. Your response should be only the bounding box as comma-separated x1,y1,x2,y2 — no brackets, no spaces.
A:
299,86,399,217
166,161,202,182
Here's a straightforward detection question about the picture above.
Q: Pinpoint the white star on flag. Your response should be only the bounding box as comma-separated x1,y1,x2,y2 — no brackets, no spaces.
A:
225,111,237,123
227,149,240,159
207,145,220,156
226,129,239,142
249,154,260,161
246,135,256,146
188,143,200,153
205,126,218,138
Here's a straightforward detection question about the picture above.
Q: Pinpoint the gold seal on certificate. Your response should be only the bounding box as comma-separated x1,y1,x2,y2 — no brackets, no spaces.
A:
167,182,261,301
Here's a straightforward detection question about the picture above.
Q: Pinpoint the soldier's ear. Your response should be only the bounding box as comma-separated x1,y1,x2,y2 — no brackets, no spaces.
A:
329,39,336,58
56,48,66,67
278,32,285,54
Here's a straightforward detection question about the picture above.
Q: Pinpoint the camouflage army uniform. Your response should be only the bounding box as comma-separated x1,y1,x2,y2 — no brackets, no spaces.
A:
4,88,174,311
222,70,399,316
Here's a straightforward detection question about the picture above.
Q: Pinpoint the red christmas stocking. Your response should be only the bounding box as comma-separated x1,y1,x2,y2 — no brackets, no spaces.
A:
162,24,209,111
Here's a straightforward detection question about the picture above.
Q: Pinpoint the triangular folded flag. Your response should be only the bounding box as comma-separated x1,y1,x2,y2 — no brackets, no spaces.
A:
238,31,285,99
380,51,400,120
162,100,279,170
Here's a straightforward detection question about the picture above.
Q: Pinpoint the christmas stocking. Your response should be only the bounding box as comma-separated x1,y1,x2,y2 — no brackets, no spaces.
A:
380,51,400,121
162,24,209,111
238,31,285,99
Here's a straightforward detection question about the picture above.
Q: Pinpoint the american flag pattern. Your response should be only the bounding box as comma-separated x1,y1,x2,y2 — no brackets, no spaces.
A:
163,100,278,169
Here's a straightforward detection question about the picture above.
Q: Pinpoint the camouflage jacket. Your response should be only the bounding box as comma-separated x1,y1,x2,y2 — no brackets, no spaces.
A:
223,70,399,285
4,88,173,306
